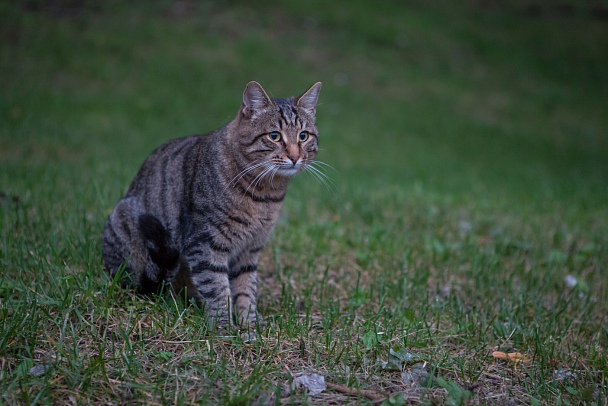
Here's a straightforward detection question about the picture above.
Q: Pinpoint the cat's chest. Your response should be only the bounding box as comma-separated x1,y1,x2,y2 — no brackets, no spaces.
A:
231,204,280,242
200,202,281,250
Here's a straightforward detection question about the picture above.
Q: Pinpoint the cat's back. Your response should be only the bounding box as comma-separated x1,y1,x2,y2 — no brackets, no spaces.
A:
125,133,214,214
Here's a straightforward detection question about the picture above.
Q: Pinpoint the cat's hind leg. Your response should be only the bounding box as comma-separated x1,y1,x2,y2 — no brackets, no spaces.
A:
102,197,146,286
136,213,181,294
102,198,179,294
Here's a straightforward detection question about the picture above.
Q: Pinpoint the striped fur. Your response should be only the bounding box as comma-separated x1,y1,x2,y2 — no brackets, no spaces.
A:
102,81,322,327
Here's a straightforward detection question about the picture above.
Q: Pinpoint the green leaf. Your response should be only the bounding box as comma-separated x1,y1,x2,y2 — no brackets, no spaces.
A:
355,252,370,267
348,289,368,307
579,243,595,257
381,393,406,406
548,249,568,264
402,308,417,322
384,347,425,369
436,377,473,406
362,330,380,349
158,351,174,362
16,358,34,379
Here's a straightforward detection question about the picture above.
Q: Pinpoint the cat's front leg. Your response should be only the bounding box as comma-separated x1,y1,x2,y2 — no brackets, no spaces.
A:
187,256,232,327
229,260,262,327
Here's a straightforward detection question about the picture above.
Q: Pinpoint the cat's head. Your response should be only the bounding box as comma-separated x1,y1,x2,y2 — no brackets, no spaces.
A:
237,81,322,178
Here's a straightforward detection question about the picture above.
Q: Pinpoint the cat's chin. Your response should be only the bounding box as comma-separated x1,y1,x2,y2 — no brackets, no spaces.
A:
275,166,302,177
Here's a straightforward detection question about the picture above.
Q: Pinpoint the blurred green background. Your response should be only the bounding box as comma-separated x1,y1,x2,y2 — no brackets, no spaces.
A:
3,0,607,212
1,1,607,403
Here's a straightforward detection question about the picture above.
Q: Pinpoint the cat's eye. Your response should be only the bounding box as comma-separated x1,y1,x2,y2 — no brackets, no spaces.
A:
298,131,309,142
268,131,282,142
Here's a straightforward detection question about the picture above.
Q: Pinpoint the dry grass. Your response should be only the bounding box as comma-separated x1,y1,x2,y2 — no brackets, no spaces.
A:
2,1,608,404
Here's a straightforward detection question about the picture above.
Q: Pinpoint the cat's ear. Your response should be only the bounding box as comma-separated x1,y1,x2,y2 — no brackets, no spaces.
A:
243,81,273,117
296,82,322,111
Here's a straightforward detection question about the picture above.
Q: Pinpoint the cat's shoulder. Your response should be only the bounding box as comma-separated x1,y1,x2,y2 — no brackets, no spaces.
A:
146,134,205,158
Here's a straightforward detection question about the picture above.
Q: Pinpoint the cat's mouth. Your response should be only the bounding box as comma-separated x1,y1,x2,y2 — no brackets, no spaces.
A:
274,159,305,177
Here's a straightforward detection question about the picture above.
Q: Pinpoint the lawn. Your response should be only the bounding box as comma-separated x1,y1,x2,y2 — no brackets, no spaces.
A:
1,1,607,404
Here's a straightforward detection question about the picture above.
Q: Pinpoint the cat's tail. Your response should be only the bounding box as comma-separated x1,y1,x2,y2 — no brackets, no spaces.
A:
137,214,181,294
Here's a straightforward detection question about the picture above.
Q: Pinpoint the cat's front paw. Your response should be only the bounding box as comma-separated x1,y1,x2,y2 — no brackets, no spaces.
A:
209,315,232,330
237,312,265,329
206,307,232,330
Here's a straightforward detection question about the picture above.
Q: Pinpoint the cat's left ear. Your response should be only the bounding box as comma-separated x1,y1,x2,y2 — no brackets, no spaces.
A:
296,82,322,111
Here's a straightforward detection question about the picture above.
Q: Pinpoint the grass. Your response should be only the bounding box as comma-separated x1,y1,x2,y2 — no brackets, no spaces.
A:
1,0,607,404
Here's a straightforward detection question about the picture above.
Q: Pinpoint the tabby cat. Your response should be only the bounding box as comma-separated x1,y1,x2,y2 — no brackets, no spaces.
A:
102,81,322,327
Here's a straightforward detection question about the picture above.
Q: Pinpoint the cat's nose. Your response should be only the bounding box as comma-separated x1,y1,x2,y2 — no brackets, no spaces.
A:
286,150,299,165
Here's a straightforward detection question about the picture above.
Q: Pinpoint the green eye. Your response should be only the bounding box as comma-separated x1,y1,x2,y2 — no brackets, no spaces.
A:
268,131,282,142
299,131,309,142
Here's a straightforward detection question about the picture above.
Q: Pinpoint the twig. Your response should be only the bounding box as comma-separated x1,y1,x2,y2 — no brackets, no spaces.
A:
325,381,387,402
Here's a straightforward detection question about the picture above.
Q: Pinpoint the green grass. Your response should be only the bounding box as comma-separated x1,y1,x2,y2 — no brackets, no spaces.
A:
1,0,607,404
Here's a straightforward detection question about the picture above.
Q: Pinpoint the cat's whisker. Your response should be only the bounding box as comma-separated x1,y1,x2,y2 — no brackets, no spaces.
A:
249,167,269,191
267,165,281,189
309,161,338,184
270,165,281,188
306,158,334,174
244,164,275,198
243,168,266,197
269,165,280,188
308,160,338,173
254,165,277,194
303,162,336,192
227,160,269,189
225,160,275,200
307,170,335,192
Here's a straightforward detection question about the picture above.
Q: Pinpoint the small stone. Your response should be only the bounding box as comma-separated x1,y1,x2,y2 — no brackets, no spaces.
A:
553,369,575,383
29,364,51,377
564,275,578,289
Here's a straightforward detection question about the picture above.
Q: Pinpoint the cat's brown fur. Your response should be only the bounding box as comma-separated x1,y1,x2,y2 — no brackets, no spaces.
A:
102,81,322,326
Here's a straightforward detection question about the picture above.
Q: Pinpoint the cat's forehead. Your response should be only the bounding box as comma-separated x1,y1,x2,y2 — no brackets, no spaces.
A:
268,98,315,128
272,98,298,126
247,97,317,134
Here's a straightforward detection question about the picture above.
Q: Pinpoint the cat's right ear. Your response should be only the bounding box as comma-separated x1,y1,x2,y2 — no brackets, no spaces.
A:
242,81,273,118
296,82,322,111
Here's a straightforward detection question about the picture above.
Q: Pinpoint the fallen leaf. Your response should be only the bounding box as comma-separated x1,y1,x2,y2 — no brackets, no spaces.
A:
382,347,425,371
382,348,430,388
291,374,326,396
492,351,530,363
401,363,431,387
